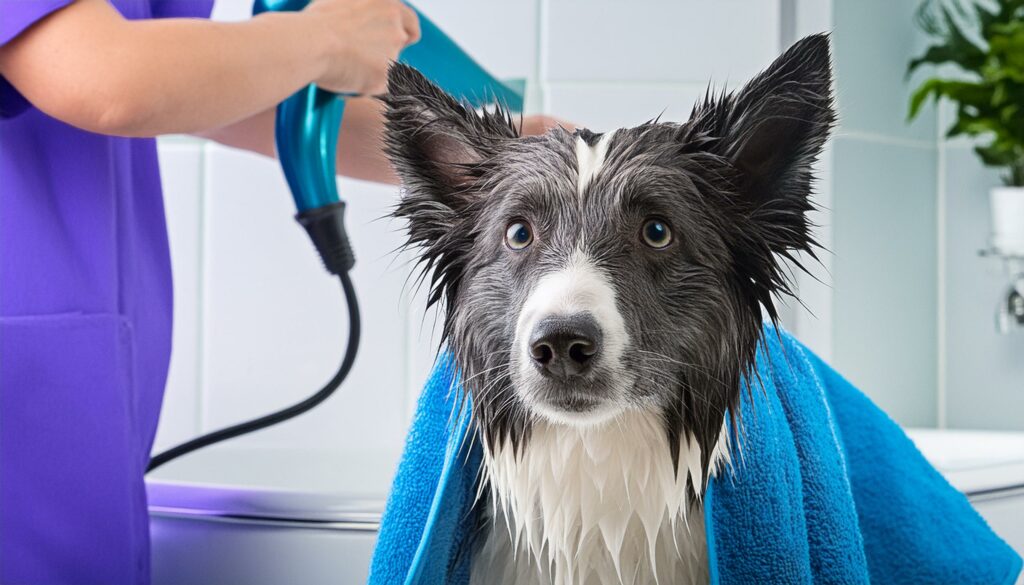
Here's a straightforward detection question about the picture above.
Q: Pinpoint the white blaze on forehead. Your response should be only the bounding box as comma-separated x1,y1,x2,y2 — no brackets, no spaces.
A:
516,250,628,375
575,131,615,196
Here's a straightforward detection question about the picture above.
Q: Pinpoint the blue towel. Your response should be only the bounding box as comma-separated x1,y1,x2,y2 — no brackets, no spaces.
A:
368,327,1022,584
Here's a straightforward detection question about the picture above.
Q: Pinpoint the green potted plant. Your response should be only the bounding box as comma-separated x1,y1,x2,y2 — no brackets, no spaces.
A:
908,0,1024,255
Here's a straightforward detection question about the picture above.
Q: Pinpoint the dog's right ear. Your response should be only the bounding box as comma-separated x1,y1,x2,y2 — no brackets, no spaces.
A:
382,63,518,309
382,63,518,201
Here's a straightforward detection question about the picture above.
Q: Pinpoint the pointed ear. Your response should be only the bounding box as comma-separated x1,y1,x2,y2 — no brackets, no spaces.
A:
381,63,518,312
382,62,518,196
687,33,835,252
725,33,835,206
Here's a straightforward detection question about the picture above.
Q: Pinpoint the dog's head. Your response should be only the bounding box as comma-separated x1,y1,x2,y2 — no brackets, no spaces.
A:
384,34,834,479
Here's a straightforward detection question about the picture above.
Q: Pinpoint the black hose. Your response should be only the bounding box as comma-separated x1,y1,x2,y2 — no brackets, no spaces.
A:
146,272,360,473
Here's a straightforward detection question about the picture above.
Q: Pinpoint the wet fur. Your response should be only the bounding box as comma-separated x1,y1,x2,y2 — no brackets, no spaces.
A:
384,33,835,585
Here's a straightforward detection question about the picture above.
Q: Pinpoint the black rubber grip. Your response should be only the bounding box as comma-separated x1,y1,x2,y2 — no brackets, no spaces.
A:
296,202,356,275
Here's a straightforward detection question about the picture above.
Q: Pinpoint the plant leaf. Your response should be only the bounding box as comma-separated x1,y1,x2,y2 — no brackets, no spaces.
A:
908,79,941,120
909,0,1024,176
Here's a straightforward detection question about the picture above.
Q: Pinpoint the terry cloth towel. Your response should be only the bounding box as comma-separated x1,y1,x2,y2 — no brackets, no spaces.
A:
368,327,1022,584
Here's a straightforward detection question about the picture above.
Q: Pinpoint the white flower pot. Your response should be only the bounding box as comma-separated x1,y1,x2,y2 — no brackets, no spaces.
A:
990,186,1024,257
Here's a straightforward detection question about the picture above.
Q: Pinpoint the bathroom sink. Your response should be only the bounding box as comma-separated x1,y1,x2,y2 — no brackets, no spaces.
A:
147,443,398,523
146,443,400,585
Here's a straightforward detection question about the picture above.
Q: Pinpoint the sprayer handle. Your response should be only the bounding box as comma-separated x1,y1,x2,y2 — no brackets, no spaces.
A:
252,0,355,274
251,0,524,276
252,0,349,214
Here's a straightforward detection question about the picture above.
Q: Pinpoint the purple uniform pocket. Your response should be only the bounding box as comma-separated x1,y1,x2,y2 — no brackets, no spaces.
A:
0,313,149,585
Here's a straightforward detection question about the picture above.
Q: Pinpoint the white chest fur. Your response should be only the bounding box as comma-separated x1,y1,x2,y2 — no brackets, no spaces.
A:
469,411,726,585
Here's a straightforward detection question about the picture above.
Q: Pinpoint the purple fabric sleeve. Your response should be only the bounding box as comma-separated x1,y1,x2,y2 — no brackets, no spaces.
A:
0,0,75,45
0,0,214,118
0,0,75,117
150,0,214,19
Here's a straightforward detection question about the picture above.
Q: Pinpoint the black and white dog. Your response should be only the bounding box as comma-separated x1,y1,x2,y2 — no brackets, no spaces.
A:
383,33,835,585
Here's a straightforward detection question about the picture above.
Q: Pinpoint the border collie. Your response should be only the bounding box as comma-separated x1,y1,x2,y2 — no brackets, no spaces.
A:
383,33,835,585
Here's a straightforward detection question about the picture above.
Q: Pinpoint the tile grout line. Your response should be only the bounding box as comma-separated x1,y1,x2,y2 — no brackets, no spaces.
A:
403,253,417,422
797,0,836,362
778,0,797,332
543,79,716,92
936,108,948,429
537,0,550,111
402,257,410,421
780,0,797,49
822,0,836,363
835,130,936,150
196,141,209,433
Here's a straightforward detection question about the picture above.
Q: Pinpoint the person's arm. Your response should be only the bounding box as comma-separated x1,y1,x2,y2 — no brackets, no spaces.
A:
0,0,419,137
196,97,399,183
198,99,573,184
199,100,574,184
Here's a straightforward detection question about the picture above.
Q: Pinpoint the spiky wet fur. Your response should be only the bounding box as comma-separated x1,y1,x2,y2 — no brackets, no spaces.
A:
472,413,732,585
383,33,835,585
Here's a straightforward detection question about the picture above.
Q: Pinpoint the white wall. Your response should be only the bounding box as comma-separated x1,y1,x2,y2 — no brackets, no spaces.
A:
940,109,1024,431
154,0,816,460
827,0,1024,431
829,0,940,427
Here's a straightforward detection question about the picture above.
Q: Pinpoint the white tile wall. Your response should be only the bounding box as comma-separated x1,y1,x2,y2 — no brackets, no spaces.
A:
155,0,797,457
156,141,204,452
212,0,540,80
155,139,420,456
941,144,1024,431
543,0,780,84
414,0,540,81
199,145,411,451
209,0,250,22
546,83,708,132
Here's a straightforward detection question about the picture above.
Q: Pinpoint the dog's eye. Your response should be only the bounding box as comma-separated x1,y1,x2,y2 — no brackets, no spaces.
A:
505,221,533,250
641,219,672,249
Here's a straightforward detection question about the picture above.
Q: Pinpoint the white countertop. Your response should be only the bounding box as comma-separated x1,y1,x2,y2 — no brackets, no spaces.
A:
906,428,1024,496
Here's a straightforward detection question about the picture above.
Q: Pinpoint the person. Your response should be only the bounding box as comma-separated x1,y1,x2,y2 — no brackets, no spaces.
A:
0,1,564,583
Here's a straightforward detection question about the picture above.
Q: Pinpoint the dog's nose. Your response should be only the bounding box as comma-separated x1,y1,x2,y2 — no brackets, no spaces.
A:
529,313,602,379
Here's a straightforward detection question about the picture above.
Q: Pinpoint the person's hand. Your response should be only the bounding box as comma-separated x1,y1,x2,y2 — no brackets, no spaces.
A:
306,0,420,95
521,115,576,136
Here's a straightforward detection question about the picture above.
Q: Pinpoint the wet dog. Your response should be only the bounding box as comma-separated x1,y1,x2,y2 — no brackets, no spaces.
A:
384,33,835,585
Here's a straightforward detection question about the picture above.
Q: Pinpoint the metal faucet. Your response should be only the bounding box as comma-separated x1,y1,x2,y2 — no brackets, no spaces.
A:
998,272,1024,333
987,252,1024,333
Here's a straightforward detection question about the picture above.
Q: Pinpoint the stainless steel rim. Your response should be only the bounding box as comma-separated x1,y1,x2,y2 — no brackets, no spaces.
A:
149,505,381,531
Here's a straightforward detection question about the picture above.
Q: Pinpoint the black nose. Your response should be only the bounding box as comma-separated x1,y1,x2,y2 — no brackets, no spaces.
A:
529,313,602,379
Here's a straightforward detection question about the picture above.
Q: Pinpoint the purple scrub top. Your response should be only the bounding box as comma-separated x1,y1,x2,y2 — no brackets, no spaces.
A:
1,1,213,584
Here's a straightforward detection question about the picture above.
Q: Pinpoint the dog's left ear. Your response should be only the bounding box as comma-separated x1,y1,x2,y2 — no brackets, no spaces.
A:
685,33,835,254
